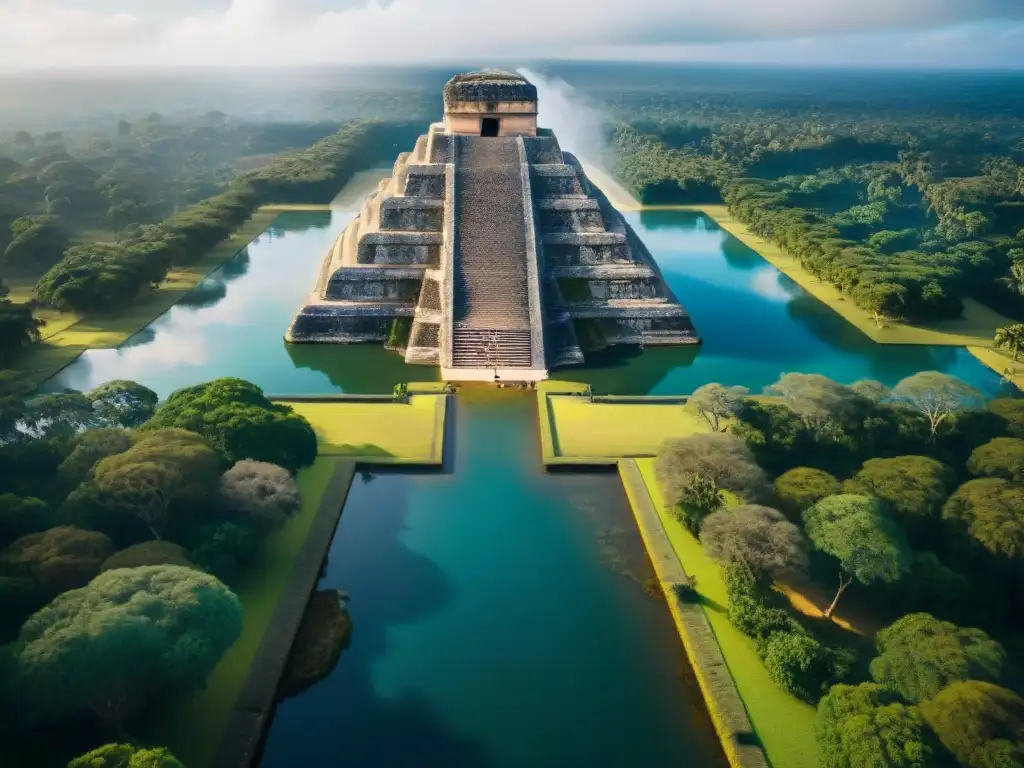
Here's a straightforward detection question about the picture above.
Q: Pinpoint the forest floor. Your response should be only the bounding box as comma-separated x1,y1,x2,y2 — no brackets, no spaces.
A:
283,394,448,464
635,458,823,768
8,209,279,387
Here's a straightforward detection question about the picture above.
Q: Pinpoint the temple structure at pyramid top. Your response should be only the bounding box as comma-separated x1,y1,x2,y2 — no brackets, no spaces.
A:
285,69,700,382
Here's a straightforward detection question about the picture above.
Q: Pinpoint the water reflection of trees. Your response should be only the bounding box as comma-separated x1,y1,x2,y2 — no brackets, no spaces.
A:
284,341,441,394
177,250,251,311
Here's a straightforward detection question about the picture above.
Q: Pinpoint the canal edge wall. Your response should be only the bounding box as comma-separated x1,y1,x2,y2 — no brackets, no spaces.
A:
213,460,357,768
618,458,770,768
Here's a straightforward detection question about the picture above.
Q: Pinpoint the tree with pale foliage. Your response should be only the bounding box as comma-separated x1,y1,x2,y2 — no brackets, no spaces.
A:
68,743,185,768
655,433,768,533
765,373,861,434
686,383,749,432
2,565,242,730
87,380,159,428
816,683,940,768
218,460,301,532
802,495,909,618
994,323,1024,365
700,504,807,581
870,613,1007,703
889,372,985,440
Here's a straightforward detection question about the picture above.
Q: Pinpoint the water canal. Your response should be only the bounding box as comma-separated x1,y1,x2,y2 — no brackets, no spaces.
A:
45,206,1006,766
259,390,726,766
48,209,1005,397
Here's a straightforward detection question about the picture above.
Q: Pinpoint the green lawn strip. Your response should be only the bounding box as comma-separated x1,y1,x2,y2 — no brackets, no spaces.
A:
144,457,343,768
536,382,708,466
636,457,821,768
284,395,447,465
10,209,278,387
968,345,1024,390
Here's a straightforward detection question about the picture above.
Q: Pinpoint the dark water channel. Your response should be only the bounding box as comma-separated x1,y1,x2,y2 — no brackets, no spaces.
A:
260,391,727,767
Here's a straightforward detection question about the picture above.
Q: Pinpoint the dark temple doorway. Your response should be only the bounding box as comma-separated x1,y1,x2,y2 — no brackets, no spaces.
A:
481,118,499,137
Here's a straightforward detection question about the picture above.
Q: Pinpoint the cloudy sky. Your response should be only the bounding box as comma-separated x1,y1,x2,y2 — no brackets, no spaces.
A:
0,0,1022,72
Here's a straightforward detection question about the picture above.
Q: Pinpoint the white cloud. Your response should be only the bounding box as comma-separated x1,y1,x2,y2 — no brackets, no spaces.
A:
0,0,1022,70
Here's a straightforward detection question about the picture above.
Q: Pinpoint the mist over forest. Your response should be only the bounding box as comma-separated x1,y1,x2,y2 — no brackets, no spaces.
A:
3,62,1023,133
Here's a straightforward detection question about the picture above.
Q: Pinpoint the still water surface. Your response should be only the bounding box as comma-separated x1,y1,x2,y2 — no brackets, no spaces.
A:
46,207,1005,767
50,209,1004,397
260,392,727,767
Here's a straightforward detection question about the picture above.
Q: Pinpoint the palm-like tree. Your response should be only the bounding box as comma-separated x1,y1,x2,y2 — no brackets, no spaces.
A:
994,323,1024,365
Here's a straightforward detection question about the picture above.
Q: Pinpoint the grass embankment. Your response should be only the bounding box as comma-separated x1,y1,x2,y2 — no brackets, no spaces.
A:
582,166,1017,381
283,393,447,464
690,204,1013,349
537,381,708,465
634,457,820,768
148,457,347,767
9,209,279,387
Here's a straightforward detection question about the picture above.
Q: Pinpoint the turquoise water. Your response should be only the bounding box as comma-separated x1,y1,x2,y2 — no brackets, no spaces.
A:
49,208,1005,398
44,205,1008,766
260,392,726,767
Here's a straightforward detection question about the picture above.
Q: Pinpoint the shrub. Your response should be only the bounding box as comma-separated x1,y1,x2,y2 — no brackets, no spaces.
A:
762,631,848,703
188,521,259,584
218,460,301,532
773,467,840,519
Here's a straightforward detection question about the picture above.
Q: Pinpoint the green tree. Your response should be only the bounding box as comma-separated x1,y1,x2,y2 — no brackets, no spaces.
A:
919,681,1024,768
967,437,1024,483
0,494,57,548
87,380,159,428
68,743,185,768
144,378,316,471
842,456,953,535
870,613,1007,703
92,429,221,540
890,372,985,441
56,427,136,495
773,467,840,519
995,324,1024,365
0,279,44,367
803,495,910,618
761,631,851,703
100,541,196,572
686,383,750,432
0,525,113,595
3,565,242,729
942,478,1024,559
187,521,258,584
816,683,940,768
699,504,807,581
1,215,69,277
988,398,1024,439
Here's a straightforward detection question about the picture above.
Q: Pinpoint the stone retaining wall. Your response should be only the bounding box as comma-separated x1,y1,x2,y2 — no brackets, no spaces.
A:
213,461,357,768
618,459,770,768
